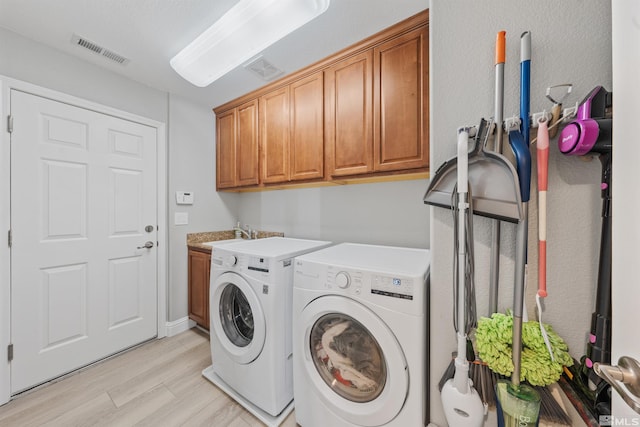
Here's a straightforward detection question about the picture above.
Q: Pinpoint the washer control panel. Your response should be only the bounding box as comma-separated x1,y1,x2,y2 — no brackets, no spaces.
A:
247,256,270,273
222,254,237,267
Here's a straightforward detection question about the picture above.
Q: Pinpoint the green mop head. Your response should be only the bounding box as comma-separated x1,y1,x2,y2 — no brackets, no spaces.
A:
475,312,573,386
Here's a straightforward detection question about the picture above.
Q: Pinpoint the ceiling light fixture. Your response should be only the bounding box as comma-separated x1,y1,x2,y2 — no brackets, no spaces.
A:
170,0,331,87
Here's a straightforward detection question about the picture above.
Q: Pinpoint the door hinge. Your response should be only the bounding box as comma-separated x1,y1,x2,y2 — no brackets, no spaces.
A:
7,344,13,362
7,230,11,248
7,115,13,134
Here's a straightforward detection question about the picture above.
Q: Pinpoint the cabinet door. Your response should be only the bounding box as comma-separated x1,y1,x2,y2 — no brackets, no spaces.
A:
290,72,324,181
325,50,374,177
374,25,428,171
260,86,290,184
236,100,259,186
216,109,236,189
188,249,211,329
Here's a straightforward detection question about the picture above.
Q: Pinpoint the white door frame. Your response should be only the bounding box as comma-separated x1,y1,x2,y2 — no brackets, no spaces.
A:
0,76,168,405
612,1,640,421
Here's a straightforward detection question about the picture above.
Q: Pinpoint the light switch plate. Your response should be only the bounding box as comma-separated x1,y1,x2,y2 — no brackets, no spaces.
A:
174,212,189,225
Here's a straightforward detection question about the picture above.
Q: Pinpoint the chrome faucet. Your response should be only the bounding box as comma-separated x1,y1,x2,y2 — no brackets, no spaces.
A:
234,224,255,239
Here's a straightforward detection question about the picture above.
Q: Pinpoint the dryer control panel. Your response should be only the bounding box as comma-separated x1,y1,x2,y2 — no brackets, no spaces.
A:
293,242,429,316
371,275,414,300
327,267,362,295
325,267,413,300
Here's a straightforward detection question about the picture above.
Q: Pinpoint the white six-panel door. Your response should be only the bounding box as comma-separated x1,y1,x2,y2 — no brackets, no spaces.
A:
10,90,158,393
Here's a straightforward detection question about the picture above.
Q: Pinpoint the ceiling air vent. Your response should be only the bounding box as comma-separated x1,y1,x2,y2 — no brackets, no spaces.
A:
70,34,130,66
243,56,284,81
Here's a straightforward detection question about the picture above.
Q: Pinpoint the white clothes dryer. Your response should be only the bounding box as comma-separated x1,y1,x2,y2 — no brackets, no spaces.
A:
202,237,332,426
292,243,430,427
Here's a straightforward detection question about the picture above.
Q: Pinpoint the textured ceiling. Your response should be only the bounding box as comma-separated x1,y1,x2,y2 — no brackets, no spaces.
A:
0,0,428,108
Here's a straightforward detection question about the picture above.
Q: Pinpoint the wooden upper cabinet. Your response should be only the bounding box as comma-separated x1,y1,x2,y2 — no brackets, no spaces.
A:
374,25,429,172
260,86,290,184
215,100,259,189
216,109,236,189
214,10,429,190
236,100,259,186
261,71,325,184
326,24,428,178
290,72,324,181
325,50,373,177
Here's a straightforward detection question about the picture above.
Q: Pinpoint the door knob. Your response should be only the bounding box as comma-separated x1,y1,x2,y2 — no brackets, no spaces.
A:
137,241,154,249
594,356,640,414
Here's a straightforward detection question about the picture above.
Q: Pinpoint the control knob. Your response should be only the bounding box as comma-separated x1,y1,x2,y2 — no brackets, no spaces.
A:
335,271,351,289
223,254,237,267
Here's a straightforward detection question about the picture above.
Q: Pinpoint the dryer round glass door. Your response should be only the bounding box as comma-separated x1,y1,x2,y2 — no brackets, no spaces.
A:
300,295,408,426
211,271,266,364
310,313,386,403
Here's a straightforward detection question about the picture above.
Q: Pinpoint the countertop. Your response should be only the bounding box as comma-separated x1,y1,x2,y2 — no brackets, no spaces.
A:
186,230,284,252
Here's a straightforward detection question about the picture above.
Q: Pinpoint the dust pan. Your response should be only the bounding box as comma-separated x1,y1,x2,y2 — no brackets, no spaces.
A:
424,119,522,223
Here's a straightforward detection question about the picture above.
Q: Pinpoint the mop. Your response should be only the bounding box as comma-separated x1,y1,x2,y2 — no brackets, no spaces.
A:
494,31,543,427
440,127,485,427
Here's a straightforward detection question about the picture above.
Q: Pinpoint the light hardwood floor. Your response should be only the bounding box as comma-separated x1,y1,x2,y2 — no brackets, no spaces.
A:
0,328,298,426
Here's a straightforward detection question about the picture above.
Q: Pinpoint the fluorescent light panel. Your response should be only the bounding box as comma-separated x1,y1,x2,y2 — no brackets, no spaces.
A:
171,0,331,87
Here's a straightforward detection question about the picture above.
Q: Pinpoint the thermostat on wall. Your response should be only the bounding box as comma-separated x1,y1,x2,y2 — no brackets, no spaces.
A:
176,191,194,205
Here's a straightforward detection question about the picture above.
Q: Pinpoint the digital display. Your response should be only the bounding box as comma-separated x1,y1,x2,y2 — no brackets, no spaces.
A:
372,275,413,299
248,256,269,272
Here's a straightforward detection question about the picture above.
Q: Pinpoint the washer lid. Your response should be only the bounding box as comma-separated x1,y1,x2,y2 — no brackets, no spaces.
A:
212,237,332,259
300,295,409,426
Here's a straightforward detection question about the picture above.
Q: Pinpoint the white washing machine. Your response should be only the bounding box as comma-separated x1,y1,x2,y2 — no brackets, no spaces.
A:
292,243,430,427
202,237,332,426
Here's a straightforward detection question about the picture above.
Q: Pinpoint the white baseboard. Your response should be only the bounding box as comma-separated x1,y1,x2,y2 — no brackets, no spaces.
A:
165,317,196,337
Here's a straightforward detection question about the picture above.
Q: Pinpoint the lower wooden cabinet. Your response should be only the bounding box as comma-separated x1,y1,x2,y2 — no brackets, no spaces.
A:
188,248,211,330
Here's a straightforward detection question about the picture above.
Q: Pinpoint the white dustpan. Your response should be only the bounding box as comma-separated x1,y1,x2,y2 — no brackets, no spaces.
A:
424,120,522,223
